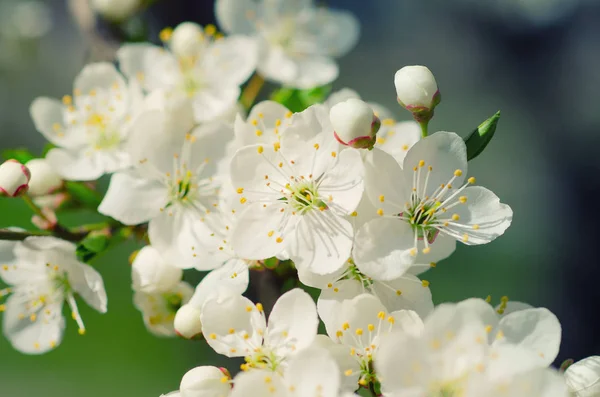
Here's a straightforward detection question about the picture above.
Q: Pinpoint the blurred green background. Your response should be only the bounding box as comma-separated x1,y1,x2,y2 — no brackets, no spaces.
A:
1,0,599,395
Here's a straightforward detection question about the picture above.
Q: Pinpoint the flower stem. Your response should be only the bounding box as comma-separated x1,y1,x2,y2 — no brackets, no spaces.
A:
240,73,265,110
21,194,85,242
0,229,51,241
418,120,429,138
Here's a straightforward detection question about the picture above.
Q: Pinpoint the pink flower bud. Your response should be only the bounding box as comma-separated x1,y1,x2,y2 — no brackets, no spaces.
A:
330,98,380,149
0,160,31,197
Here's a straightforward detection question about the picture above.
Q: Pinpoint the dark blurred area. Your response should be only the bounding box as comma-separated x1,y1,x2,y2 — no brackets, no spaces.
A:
0,0,599,395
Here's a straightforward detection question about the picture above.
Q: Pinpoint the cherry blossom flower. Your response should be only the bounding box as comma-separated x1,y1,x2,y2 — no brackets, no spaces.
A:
118,22,256,123
215,0,359,89
30,63,143,180
0,236,107,354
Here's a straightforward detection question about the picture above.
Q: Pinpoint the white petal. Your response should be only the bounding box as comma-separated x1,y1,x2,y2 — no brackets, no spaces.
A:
98,170,168,225
29,98,86,149
376,121,421,165
493,307,561,367
189,259,249,308
179,366,232,397
266,288,318,356
363,148,409,215
230,370,286,397
134,281,193,337
317,279,363,337
201,291,266,357
148,208,216,270
203,36,257,86
319,148,364,215
297,263,346,289
389,309,424,337
230,202,290,260
230,144,288,200
74,62,127,97
408,234,456,276
257,45,298,86
285,346,341,397
374,331,424,394
371,274,434,318
191,86,241,122
445,186,513,245
287,211,353,275
188,121,234,177
132,246,183,293
214,0,259,35
294,8,359,57
456,298,498,333
402,131,468,198
3,293,65,354
310,335,361,392
565,356,600,396
45,148,106,181
334,294,389,348
233,101,291,147
117,44,182,92
286,56,339,89
69,262,108,313
353,218,416,281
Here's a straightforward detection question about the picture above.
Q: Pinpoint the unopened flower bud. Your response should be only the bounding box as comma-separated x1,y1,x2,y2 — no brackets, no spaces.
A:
132,246,183,294
174,304,203,340
26,158,63,197
90,0,141,21
180,366,231,397
330,98,380,149
394,66,440,122
0,160,30,197
171,22,204,59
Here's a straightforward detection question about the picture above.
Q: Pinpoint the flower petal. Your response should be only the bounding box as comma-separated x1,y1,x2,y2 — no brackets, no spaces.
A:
363,148,409,215
3,294,65,354
310,335,361,392
288,211,353,275
131,246,183,294
215,0,259,35
317,279,363,337
353,218,416,281
98,170,168,225
266,288,318,356
189,258,249,308
230,201,291,260
371,274,434,318
493,307,561,367
444,186,513,245
191,86,241,123
565,356,600,396
117,44,182,92
230,370,285,397
203,35,257,86
69,262,108,313
293,8,359,57
285,346,341,397
402,131,468,198
29,98,86,149
318,148,364,215
201,291,266,358
376,121,421,165
74,62,127,98
407,234,456,276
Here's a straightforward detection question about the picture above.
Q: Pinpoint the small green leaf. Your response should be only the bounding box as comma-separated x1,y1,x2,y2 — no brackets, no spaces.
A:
76,232,110,262
270,85,332,113
464,111,501,161
2,148,35,164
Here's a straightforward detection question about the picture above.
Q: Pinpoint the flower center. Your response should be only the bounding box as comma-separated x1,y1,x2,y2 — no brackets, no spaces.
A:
243,348,282,372
285,181,328,212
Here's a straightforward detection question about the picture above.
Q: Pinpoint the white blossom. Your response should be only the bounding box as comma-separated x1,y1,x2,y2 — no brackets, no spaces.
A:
131,245,183,294
353,131,512,280
229,104,364,275
118,22,257,123
30,63,143,181
330,98,378,149
98,102,233,269
0,236,107,354
201,288,318,372
175,259,249,339
215,0,359,89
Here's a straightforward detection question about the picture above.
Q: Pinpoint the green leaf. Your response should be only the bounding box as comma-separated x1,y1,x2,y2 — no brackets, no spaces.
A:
65,181,102,209
270,85,332,113
41,143,56,157
76,232,109,262
464,111,501,161
2,148,35,164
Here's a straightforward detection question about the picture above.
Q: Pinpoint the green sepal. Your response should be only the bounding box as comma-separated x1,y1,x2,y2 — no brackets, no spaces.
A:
464,111,501,161
64,181,102,209
270,85,332,113
76,232,109,262
263,257,280,270
559,358,574,373
2,148,35,164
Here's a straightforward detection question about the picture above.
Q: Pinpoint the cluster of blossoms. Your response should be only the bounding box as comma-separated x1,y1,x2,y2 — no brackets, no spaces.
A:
0,0,598,396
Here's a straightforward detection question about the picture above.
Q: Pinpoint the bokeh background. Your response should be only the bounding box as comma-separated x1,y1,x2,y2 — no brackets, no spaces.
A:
1,0,599,395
